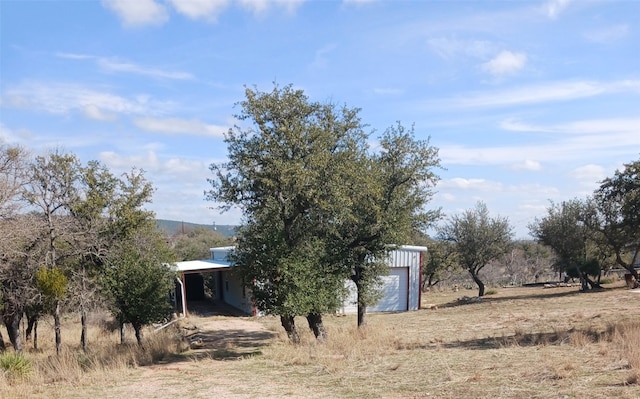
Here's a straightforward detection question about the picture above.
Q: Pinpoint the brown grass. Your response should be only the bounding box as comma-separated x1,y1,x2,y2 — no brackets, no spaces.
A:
3,283,640,398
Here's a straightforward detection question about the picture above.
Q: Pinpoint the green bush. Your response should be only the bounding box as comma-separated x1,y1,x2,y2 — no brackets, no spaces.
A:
485,289,498,296
599,277,615,285
0,352,32,380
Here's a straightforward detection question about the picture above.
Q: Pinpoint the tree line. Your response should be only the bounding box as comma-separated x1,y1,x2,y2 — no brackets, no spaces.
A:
0,146,177,353
421,159,640,297
3,82,636,352
529,158,640,291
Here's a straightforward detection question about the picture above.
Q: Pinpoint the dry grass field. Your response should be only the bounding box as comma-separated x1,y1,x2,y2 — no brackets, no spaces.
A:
2,282,640,399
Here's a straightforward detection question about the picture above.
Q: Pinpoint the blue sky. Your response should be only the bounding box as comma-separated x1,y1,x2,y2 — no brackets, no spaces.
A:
1,0,638,238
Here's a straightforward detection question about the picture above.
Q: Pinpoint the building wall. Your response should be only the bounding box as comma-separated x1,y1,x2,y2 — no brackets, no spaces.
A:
221,269,254,315
205,245,426,316
340,246,425,314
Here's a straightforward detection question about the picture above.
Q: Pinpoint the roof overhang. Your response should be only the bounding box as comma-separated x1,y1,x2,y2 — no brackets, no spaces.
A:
172,259,233,274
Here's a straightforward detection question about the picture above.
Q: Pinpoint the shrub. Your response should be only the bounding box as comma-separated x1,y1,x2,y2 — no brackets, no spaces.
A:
485,289,498,296
598,277,615,285
0,352,32,380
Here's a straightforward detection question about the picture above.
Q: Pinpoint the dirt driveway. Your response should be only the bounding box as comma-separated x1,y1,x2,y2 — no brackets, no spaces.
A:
83,315,280,399
178,315,276,359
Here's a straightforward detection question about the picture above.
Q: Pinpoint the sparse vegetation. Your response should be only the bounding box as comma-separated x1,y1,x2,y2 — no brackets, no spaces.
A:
0,352,32,381
2,283,640,398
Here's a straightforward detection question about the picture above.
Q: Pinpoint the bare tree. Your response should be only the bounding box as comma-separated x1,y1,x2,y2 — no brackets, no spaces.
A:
22,149,81,355
0,145,36,352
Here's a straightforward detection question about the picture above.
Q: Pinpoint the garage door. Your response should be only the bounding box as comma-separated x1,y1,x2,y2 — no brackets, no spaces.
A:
368,267,409,312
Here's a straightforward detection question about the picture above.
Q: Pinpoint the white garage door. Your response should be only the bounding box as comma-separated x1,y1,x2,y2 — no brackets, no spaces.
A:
368,267,409,312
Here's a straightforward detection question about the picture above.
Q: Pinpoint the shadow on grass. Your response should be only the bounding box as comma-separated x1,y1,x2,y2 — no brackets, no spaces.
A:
438,326,607,351
154,327,277,365
437,286,611,309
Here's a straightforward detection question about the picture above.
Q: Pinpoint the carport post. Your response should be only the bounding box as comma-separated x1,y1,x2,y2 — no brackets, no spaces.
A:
176,273,187,316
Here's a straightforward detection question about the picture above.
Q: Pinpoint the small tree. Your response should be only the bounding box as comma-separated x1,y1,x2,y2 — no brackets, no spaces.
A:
530,199,598,291
22,150,81,355
421,240,458,290
438,202,513,297
102,229,175,346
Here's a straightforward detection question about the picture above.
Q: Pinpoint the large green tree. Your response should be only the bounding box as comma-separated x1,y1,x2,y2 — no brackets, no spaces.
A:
583,158,640,283
438,202,513,297
207,84,364,341
324,122,441,327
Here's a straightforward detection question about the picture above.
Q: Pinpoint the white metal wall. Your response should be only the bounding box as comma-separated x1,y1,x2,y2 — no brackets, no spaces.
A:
340,246,425,314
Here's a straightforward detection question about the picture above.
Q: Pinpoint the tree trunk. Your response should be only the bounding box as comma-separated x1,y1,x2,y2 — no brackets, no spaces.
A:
120,321,125,344
26,307,40,350
32,319,38,350
80,305,87,352
3,311,23,353
0,330,5,352
280,315,300,344
471,272,485,297
133,323,143,346
80,267,88,352
573,264,589,291
54,301,62,355
25,311,38,341
306,312,327,341
356,281,366,327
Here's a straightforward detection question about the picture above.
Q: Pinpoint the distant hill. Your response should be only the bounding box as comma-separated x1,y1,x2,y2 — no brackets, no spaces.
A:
156,219,238,238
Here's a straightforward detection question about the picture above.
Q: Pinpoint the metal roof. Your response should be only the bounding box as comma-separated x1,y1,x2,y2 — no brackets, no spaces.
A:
172,259,232,273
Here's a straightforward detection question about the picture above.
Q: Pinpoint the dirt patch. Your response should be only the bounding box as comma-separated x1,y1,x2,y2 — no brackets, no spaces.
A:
177,315,276,359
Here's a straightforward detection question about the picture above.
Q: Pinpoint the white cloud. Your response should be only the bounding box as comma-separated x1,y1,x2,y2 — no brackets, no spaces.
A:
342,0,376,5
481,50,527,76
103,0,305,27
500,117,640,135
99,149,161,172
102,0,169,27
543,0,572,19
309,44,337,71
168,0,230,21
134,117,227,137
440,177,504,192
0,123,30,144
442,79,640,108
97,58,193,80
427,37,497,60
440,117,639,166
372,88,403,95
584,24,630,44
83,105,117,121
239,0,304,15
569,164,606,184
2,82,168,118
57,53,193,80
511,159,542,171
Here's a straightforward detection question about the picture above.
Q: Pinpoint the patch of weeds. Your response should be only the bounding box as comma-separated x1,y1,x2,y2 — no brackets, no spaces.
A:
0,352,32,381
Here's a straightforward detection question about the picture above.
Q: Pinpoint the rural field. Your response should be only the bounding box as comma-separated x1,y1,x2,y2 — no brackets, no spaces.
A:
2,282,640,399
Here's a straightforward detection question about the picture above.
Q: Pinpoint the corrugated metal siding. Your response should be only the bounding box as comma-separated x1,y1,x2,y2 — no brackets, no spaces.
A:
340,247,425,314
386,248,421,311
